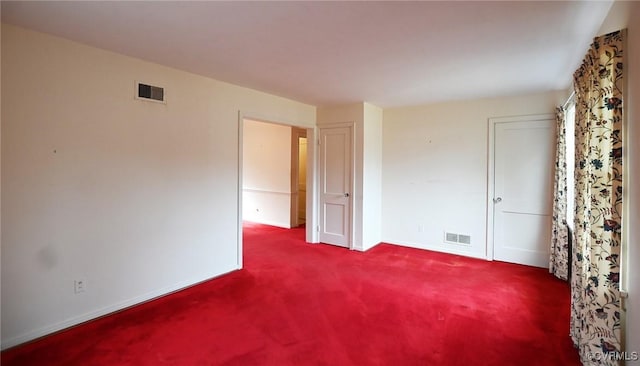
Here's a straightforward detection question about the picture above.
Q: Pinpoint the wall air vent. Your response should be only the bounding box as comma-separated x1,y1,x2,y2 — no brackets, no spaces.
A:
444,231,471,245
445,232,458,243
135,81,165,103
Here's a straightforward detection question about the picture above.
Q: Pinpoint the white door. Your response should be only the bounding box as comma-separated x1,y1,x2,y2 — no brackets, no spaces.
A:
491,116,555,267
319,125,352,248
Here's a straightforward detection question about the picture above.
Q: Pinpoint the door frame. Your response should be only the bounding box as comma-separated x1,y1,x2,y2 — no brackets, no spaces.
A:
237,111,318,269
486,114,554,261
317,122,356,249
290,128,307,228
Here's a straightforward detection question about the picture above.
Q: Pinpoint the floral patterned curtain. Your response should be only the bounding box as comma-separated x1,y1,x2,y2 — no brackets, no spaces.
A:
550,107,569,281
570,30,624,365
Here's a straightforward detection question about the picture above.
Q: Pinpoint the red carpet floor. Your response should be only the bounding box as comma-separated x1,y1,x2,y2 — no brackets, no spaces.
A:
2,223,580,365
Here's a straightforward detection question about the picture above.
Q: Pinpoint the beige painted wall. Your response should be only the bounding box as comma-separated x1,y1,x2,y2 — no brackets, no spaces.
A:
362,103,383,250
382,91,565,258
242,120,293,228
0,24,315,348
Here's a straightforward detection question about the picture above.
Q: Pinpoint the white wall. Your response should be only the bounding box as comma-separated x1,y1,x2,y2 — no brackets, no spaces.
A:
598,1,640,359
242,120,293,228
362,103,383,250
382,91,565,258
0,24,315,348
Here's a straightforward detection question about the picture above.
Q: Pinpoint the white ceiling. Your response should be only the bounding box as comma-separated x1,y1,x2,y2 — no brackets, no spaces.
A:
1,1,613,108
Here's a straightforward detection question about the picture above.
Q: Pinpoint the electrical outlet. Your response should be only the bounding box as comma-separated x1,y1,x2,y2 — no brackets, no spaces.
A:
74,279,86,294
418,224,424,233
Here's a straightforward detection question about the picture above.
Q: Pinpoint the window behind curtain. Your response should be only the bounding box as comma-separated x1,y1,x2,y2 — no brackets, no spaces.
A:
565,102,576,230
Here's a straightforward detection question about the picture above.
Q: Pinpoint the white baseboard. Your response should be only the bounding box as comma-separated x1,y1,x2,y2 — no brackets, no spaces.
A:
1,268,237,350
243,218,290,229
383,239,488,261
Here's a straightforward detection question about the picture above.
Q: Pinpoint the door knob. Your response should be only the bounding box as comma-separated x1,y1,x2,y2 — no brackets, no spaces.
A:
493,197,502,203
344,193,350,197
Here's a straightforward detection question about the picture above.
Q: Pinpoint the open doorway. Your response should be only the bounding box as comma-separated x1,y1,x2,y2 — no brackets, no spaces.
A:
241,119,309,229
237,116,317,270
